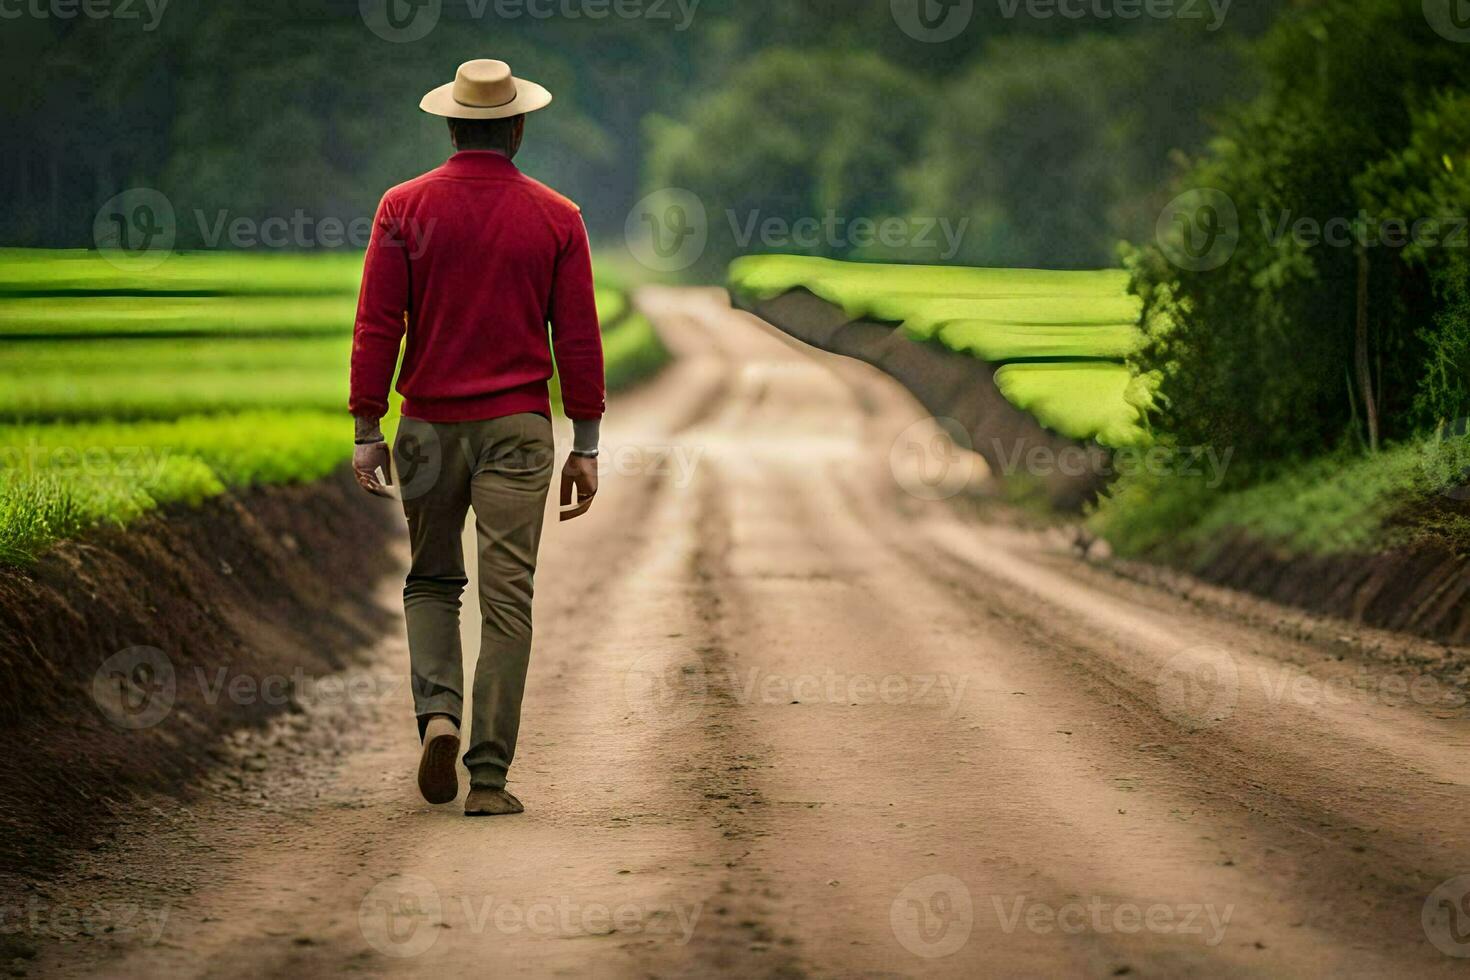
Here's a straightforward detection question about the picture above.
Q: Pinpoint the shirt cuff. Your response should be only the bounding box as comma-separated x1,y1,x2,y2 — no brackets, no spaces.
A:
572,418,601,455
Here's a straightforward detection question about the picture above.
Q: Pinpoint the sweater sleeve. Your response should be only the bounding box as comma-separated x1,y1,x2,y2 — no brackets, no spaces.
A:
549,216,607,422
349,194,411,420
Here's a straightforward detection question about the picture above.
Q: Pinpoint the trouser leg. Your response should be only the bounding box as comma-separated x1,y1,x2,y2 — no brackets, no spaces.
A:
461,414,555,789
397,417,472,735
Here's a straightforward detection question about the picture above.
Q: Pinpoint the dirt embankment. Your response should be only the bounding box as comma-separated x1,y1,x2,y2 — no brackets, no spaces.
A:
734,288,1110,511
1155,532,1470,646
0,469,402,877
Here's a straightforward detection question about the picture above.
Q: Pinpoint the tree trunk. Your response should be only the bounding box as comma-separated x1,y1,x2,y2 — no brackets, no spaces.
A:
1355,244,1379,453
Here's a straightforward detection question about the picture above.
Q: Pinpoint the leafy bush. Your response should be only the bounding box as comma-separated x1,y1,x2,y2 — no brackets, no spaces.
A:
1354,90,1470,430
1127,0,1469,472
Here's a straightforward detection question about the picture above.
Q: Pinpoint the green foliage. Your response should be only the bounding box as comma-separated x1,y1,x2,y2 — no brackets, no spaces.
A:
3,0,1288,258
1127,0,1470,470
0,294,358,339
1354,90,1470,429
0,249,362,561
1090,428,1470,559
0,337,349,423
0,249,366,296
0,250,666,564
645,50,933,280
728,254,1153,447
602,315,671,392
1417,281,1470,428
993,363,1152,449
906,29,1254,269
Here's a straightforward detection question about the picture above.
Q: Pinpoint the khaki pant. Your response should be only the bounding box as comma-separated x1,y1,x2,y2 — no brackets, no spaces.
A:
394,413,554,790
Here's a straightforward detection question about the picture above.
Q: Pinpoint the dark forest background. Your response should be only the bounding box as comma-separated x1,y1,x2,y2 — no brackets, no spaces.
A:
0,0,1280,268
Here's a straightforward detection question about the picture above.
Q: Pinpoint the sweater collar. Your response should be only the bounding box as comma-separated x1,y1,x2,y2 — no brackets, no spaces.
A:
441,150,521,178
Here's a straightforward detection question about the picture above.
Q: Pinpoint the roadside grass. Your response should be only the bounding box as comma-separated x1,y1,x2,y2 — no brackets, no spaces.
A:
0,411,349,564
0,294,360,339
1089,431,1470,560
0,250,667,565
728,254,1152,448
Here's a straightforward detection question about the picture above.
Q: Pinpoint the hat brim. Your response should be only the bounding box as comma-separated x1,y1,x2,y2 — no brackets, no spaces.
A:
419,77,553,119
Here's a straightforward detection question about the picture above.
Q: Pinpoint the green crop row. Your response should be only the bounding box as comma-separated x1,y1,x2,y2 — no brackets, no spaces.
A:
0,253,626,340
0,336,350,423
0,248,367,297
0,250,667,564
728,255,1153,449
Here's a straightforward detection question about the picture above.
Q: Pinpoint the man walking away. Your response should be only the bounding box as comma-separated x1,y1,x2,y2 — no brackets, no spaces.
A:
349,59,604,817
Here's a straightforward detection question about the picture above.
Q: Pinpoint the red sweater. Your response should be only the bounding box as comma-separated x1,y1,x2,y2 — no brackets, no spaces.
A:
349,151,605,424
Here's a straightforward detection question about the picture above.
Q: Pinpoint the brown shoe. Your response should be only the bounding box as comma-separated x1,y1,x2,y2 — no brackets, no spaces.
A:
417,715,460,805
464,787,524,817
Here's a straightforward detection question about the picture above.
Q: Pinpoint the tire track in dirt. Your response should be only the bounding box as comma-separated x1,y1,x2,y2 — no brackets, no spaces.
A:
688,346,1266,976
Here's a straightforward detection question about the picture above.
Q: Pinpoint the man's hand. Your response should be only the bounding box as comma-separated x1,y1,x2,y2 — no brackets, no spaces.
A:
353,441,393,497
560,453,599,522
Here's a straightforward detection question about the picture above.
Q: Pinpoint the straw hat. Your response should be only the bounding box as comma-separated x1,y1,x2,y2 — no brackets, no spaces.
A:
419,59,553,120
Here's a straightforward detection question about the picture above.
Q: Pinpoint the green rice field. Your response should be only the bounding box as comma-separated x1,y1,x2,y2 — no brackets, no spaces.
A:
0,250,665,565
727,255,1153,449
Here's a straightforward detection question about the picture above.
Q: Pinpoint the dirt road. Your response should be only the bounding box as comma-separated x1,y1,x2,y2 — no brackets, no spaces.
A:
25,289,1470,978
